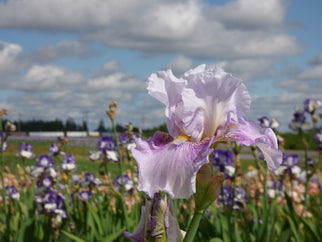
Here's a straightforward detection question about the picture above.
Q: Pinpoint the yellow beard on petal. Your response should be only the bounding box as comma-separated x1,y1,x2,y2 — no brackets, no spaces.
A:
173,135,191,145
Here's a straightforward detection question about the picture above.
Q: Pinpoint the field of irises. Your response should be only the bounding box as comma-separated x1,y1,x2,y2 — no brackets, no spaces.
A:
1,66,321,242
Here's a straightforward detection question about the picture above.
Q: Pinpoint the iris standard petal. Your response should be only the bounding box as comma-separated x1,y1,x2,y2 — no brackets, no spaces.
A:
131,131,214,199
148,69,186,138
181,66,251,141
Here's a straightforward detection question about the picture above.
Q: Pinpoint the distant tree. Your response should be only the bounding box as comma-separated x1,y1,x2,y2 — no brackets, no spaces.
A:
82,120,88,132
65,117,77,131
43,119,64,131
116,123,125,132
143,123,168,137
96,119,106,133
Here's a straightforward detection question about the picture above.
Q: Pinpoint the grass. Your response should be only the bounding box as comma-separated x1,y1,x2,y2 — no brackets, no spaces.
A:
3,139,123,176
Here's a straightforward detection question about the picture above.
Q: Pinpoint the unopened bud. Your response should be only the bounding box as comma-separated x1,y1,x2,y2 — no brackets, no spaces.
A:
251,145,258,159
0,108,8,119
312,115,318,124
58,136,68,145
232,141,241,155
106,101,117,121
195,164,225,211
5,121,16,132
124,192,184,241
127,122,133,139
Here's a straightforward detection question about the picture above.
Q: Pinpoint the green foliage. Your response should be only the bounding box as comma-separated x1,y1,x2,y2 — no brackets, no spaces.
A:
279,132,319,150
143,123,168,138
1,135,321,241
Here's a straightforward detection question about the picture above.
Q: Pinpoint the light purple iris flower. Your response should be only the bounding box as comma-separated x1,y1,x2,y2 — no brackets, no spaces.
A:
79,190,92,202
131,65,282,199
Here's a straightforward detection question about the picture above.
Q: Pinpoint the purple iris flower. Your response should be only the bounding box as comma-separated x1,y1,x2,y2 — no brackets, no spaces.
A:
233,186,247,210
36,155,54,169
314,128,322,150
49,143,60,156
88,150,103,161
18,142,36,160
131,65,283,199
43,176,53,189
282,154,299,168
61,154,77,172
72,174,81,184
98,136,116,151
85,172,95,183
217,185,234,206
92,137,119,162
119,132,136,147
274,154,299,176
289,109,307,131
41,191,65,213
82,172,102,187
217,185,247,210
303,98,321,114
114,174,134,193
5,185,20,200
258,116,271,128
79,190,92,201
211,149,235,179
0,133,7,152
267,179,282,199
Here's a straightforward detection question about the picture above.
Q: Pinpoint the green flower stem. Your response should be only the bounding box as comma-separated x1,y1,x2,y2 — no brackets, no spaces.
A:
304,145,309,208
111,119,129,228
0,120,8,214
183,210,204,242
111,120,124,193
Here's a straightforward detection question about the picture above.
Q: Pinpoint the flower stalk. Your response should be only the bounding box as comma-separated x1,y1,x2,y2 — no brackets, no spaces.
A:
107,101,129,228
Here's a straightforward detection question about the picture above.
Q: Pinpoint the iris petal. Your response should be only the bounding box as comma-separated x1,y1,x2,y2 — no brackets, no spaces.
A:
224,118,283,170
131,131,214,199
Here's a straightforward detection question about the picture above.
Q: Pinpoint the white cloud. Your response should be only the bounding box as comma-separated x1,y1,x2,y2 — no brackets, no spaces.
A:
32,40,96,62
164,56,194,76
0,41,27,76
299,65,322,81
219,58,275,81
91,60,122,78
12,65,85,92
0,0,301,59
209,0,286,29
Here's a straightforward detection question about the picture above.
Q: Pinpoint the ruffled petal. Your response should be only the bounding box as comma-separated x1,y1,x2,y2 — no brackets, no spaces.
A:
131,131,214,199
147,70,186,138
181,66,251,141
224,118,282,170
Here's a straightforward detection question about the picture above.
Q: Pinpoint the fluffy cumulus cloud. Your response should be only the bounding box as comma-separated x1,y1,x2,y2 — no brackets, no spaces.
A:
164,56,194,76
0,41,27,76
32,40,96,62
0,0,321,132
2,58,152,130
0,0,301,59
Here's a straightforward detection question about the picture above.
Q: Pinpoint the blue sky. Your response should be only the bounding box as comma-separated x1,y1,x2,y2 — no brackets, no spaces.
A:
0,0,321,131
